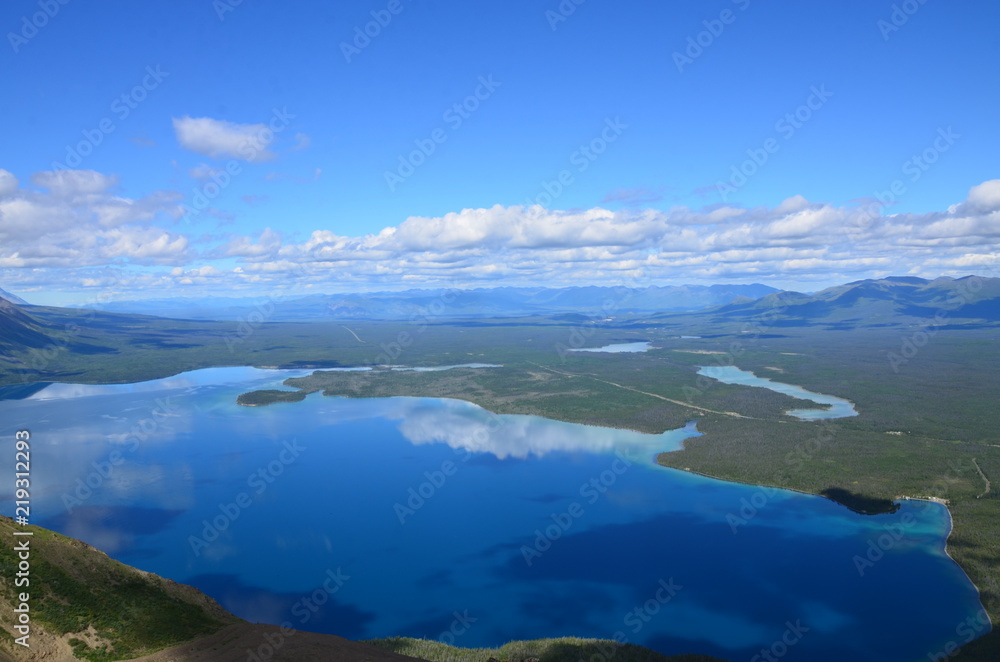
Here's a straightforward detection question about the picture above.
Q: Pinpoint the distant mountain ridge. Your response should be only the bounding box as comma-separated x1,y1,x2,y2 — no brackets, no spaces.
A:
0,296,53,356
69,283,781,321
0,287,28,305
2,276,998,383
702,275,1000,327
67,276,1000,327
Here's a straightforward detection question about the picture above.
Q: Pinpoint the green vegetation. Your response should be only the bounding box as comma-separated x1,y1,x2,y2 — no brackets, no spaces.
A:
367,636,723,662
251,356,821,432
818,488,900,515
0,516,236,661
236,388,307,406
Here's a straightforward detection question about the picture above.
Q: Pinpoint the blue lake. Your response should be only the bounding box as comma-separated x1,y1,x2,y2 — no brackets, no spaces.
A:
0,367,986,661
698,365,859,420
573,342,652,353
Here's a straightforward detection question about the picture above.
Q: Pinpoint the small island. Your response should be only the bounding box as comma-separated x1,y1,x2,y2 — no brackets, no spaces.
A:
236,389,307,406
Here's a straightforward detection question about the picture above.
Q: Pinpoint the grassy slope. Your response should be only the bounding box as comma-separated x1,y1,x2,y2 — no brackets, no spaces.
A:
0,516,237,661
367,636,723,662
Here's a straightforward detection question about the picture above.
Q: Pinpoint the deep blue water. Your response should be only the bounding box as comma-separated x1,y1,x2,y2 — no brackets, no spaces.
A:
0,367,987,661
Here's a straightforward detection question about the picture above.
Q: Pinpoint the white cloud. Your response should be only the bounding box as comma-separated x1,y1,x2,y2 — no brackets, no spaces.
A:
216,228,282,258
962,180,1000,213
101,228,189,262
0,169,188,270
763,207,843,238
256,180,1000,289
172,116,276,163
168,265,224,285
378,205,670,252
30,169,118,198
772,194,812,215
3,171,999,300
0,169,18,197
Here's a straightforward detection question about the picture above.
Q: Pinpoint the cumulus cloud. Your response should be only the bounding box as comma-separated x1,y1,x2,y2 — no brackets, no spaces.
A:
0,169,189,271
216,228,282,258
31,169,118,198
0,169,19,197
256,179,1000,289
2,170,998,299
772,194,812,215
172,116,276,163
953,179,1000,215
373,205,670,252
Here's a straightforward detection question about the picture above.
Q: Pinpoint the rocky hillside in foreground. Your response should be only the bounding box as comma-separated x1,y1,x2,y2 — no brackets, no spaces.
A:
0,515,237,661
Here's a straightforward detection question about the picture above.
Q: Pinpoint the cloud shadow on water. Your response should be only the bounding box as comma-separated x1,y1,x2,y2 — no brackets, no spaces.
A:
41,505,185,554
489,510,974,661
185,572,375,640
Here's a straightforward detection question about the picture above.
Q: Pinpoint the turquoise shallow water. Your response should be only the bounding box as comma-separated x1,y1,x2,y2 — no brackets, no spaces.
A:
697,365,859,420
0,367,986,660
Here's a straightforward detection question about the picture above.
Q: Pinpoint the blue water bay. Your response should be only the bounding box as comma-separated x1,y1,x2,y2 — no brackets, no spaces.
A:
0,367,984,661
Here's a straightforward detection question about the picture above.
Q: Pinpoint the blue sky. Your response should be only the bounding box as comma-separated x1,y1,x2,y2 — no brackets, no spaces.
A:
1,0,998,305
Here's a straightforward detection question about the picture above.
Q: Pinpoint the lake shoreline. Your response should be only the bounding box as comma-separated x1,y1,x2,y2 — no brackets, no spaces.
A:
7,364,994,656
657,449,994,637
696,364,859,420
908,496,995,632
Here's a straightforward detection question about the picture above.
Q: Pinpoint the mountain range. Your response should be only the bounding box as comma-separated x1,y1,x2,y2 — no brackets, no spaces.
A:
51,276,1000,325
698,275,1000,328
66,283,780,321
1,275,998,385
0,277,997,365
